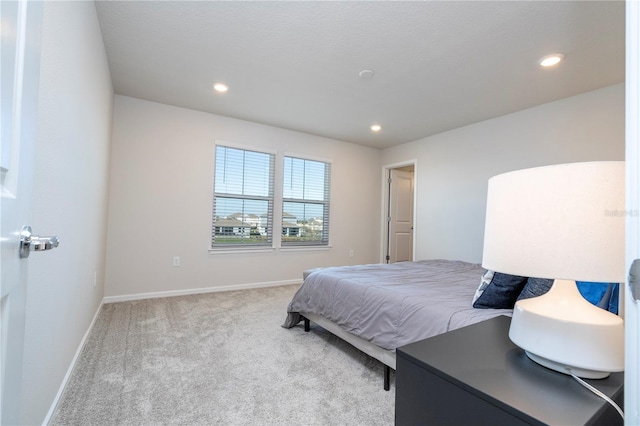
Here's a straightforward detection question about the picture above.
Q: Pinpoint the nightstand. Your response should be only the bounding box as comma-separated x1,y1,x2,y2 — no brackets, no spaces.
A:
395,315,624,425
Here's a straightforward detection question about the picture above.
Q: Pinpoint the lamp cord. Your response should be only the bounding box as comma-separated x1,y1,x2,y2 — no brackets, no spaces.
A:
566,369,624,420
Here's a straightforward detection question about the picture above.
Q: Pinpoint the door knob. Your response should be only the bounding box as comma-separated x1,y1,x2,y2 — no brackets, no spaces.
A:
19,225,59,258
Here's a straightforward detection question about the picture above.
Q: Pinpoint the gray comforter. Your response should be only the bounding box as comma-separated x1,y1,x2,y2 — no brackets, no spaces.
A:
283,259,512,351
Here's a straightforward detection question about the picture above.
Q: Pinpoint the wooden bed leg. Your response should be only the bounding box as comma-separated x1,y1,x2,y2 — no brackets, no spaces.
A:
384,365,391,391
303,317,310,332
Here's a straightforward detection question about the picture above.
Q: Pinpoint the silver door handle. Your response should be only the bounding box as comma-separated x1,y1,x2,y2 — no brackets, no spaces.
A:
19,225,59,258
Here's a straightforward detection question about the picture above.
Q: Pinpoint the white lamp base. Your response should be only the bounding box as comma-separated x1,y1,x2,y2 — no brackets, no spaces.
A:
524,351,610,379
509,279,624,379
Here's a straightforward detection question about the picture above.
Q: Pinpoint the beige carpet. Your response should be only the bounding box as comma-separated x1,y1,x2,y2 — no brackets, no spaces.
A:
50,284,395,425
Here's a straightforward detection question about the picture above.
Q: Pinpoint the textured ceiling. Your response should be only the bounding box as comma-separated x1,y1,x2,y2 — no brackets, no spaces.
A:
95,1,625,149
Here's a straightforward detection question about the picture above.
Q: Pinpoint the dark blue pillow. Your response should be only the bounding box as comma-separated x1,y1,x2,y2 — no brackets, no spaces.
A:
577,282,619,314
517,277,554,301
608,283,620,314
513,279,619,314
473,272,529,309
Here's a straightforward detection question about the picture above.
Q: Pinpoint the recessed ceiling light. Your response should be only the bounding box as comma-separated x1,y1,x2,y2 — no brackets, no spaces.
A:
539,54,564,67
370,124,382,132
213,83,229,93
359,69,375,79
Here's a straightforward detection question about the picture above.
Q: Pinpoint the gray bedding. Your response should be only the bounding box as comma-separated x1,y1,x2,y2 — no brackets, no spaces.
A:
283,259,512,352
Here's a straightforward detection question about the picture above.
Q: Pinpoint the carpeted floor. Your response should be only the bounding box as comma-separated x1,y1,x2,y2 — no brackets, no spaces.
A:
50,284,395,425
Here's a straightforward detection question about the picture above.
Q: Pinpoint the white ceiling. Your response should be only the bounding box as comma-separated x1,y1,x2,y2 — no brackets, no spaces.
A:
95,1,625,149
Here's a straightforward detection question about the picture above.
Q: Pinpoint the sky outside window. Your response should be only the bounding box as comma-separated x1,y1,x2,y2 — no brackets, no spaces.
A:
214,146,273,218
283,157,326,202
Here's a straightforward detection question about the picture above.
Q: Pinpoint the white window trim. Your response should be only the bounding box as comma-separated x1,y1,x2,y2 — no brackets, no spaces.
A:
278,245,332,253
215,139,277,155
283,151,333,165
208,247,276,255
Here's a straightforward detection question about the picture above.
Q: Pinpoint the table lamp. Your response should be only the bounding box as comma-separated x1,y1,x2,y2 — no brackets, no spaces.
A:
482,161,625,379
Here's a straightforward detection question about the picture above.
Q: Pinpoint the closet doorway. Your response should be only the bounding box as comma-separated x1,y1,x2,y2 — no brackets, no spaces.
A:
384,163,415,263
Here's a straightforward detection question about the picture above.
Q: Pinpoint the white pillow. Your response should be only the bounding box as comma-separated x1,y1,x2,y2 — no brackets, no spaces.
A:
472,269,495,305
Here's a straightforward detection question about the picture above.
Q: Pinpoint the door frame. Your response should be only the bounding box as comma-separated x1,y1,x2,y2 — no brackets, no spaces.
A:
381,160,417,263
625,0,639,423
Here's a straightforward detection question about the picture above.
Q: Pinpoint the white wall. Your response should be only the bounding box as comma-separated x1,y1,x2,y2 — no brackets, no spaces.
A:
104,96,381,298
381,84,625,264
21,2,113,424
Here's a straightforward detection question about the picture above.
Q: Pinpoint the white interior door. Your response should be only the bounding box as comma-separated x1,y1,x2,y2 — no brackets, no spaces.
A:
0,1,43,424
625,1,640,424
388,169,414,263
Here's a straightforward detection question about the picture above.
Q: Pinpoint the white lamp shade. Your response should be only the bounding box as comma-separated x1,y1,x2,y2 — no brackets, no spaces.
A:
482,161,625,283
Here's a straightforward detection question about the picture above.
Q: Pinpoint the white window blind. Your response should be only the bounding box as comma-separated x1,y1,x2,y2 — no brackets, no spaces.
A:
212,145,275,248
282,156,331,246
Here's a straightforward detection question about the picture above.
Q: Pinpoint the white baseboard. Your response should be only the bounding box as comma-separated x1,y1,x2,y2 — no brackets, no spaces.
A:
42,300,104,426
102,279,301,304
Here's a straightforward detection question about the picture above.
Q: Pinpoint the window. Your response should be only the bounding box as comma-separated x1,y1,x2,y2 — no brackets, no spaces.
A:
282,156,331,246
212,145,331,250
212,145,274,248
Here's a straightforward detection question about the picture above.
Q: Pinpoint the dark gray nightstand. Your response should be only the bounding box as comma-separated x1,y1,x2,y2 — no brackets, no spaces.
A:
395,315,624,425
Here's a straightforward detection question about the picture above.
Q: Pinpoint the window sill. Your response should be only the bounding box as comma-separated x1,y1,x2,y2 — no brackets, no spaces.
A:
279,245,332,253
208,246,332,255
208,247,276,255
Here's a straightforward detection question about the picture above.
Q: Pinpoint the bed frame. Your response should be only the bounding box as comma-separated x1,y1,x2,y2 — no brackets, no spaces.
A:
301,312,395,391
297,267,396,390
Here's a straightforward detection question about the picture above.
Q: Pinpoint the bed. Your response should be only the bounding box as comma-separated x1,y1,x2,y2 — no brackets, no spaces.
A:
282,259,513,390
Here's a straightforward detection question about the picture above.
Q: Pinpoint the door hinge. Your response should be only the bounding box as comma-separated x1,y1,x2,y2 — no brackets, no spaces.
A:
629,259,640,302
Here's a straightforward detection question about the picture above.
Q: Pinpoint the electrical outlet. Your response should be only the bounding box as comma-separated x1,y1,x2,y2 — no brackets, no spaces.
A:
93,271,97,288
349,250,354,258
173,256,181,267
